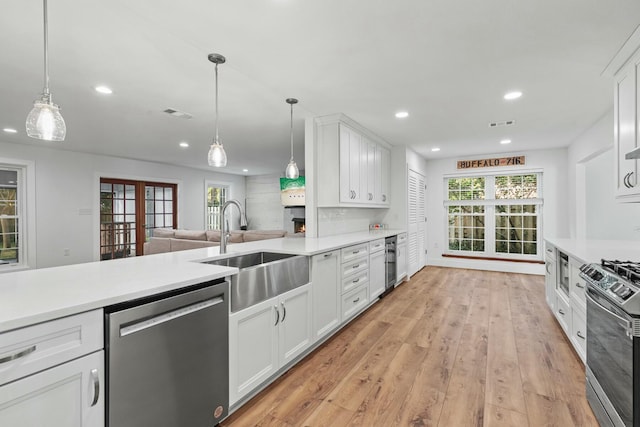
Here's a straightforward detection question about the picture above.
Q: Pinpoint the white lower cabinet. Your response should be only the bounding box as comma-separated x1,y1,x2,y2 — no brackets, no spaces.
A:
229,284,312,405
555,290,571,336
570,306,587,362
369,241,385,302
544,246,556,311
396,233,408,283
0,309,104,427
342,285,369,322
0,351,104,427
311,251,341,342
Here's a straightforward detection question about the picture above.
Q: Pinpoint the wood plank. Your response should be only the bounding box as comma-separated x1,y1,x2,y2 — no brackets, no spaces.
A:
483,403,529,427
301,401,355,426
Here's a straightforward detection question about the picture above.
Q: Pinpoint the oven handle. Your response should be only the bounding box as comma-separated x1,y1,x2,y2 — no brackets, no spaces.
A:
586,291,632,334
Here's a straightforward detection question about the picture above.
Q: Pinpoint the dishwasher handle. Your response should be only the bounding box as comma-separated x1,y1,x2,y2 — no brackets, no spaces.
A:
120,296,224,337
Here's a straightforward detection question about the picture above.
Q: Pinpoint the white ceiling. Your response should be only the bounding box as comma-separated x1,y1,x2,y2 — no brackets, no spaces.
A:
1,1,639,175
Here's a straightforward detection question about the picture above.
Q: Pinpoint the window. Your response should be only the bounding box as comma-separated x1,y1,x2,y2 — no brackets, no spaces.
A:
206,183,229,230
445,172,542,260
0,161,34,271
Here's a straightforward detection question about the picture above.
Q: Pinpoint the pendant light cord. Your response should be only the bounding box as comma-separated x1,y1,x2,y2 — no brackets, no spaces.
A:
214,62,219,143
42,0,50,98
290,102,294,161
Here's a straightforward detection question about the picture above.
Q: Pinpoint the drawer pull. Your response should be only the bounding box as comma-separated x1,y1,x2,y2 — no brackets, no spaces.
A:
558,309,565,316
353,278,360,284
576,283,584,289
90,368,100,407
324,253,332,258
352,250,360,255
352,264,360,269
353,297,360,303
0,345,36,364
577,331,585,340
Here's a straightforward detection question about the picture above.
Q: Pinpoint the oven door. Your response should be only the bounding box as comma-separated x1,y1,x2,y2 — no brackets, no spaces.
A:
586,288,634,427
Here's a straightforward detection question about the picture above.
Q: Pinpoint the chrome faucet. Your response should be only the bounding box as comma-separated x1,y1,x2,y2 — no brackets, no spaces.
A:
220,199,247,254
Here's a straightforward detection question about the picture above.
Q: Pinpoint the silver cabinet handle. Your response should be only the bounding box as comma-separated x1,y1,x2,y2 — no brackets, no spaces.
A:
382,195,386,202
352,264,360,269
353,297,360,303
577,331,585,340
576,283,584,289
558,309,565,316
324,253,332,258
281,302,287,322
274,305,280,326
90,368,100,407
0,345,36,364
353,278,360,283
352,250,360,254
546,262,551,274
623,172,630,188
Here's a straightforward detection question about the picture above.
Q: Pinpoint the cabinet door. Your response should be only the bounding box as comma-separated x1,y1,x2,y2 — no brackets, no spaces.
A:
278,284,313,367
614,62,639,197
544,256,556,310
339,125,364,203
396,241,407,282
0,351,104,427
367,140,376,202
369,250,386,301
229,298,279,405
311,251,340,341
569,258,587,312
379,146,390,205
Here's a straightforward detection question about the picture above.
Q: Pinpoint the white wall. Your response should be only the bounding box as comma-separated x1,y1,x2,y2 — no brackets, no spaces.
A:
584,149,640,239
245,174,285,230
425,148,568,274
0,140,245,269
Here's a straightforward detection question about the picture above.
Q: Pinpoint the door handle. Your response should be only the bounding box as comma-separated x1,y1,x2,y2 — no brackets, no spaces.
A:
281,302,287,322
629,171,635,188
0,345,36,364
90,368,100,407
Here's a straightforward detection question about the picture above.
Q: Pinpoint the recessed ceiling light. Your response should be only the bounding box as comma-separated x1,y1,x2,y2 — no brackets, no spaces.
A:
395,111,409,119
242,169,249,172
2,128,17,134
95,86,113,94
504,91,522,100
179,141,189,148
431,147,440,152
500,139,512,144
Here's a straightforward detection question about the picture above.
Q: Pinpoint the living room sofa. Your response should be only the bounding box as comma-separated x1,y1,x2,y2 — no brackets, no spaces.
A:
143,228,287,255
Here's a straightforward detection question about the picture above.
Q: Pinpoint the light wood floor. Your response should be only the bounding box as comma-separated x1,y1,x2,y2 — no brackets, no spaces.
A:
222,266,598,427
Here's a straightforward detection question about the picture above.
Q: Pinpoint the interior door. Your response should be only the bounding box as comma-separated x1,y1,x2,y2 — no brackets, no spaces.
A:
408,169,426,276
100,178,177,258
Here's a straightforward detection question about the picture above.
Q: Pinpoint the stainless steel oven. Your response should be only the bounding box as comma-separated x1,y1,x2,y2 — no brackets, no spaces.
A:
581,261,640,427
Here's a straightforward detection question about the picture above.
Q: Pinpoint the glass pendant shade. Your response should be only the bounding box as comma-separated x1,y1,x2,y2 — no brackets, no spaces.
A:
26,96,66,141
285,159,299,179
208,140,227,167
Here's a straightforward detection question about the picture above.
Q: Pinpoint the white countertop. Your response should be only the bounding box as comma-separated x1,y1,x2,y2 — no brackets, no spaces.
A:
0,229,404,332
545,237,640,264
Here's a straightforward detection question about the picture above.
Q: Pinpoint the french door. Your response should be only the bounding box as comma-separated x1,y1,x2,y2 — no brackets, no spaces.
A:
99,178,177,259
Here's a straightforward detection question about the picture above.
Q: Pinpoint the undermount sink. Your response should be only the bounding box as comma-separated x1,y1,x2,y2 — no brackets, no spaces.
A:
201,252,309,312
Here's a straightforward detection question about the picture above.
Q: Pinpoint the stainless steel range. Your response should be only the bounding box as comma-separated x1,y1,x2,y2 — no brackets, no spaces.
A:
580,260,640,427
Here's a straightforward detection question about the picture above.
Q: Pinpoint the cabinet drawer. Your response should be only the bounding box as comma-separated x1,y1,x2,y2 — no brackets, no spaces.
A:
342,270,368,294
341,285,369,322
341,244,368,263
554,292,571,335
341,258,369,279
571,307,586,362
369,238,385,254
569,263,587,311
0,310,103,386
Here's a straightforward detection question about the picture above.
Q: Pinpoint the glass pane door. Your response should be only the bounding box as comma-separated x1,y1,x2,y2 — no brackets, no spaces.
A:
144,184,175,241
100,180,137,260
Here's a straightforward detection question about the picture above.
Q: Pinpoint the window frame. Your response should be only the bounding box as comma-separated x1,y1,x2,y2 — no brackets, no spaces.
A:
0,158,36,272
205,180,232,231
443,170,543,261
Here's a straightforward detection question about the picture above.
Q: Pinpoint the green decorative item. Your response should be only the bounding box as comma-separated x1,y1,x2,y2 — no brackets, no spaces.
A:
280,177,305,206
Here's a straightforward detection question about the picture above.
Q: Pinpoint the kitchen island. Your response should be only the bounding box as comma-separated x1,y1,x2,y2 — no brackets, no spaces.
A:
0,229,405,427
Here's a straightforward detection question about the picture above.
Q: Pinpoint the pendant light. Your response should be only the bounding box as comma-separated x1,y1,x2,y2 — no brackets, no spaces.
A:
26,0,66,141
284,98,299,179
207,53,227,167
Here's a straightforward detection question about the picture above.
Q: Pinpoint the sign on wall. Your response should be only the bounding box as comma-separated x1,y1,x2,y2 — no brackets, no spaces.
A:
457,156,525,169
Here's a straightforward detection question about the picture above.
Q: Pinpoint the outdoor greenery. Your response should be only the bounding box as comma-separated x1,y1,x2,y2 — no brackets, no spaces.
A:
0,188,18,262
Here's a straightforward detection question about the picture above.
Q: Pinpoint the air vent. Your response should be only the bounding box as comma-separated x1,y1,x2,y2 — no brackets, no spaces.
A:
488,119,516,128
163,108,193,119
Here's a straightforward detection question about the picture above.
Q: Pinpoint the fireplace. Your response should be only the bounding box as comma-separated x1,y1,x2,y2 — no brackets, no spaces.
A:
292,217,306,234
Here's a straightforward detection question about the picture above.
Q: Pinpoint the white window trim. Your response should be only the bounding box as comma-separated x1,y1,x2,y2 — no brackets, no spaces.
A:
443,171,544,261
204,180,232,231
0,158,36,272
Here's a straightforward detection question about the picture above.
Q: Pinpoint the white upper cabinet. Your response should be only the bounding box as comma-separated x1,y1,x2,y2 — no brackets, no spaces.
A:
317,115,390,208
607,27,640,201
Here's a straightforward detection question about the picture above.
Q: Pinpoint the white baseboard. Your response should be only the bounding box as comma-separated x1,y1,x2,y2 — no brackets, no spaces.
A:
427,256,544,275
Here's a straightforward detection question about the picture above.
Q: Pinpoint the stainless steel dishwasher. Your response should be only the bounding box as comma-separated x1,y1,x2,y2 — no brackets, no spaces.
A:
105,279,229,427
